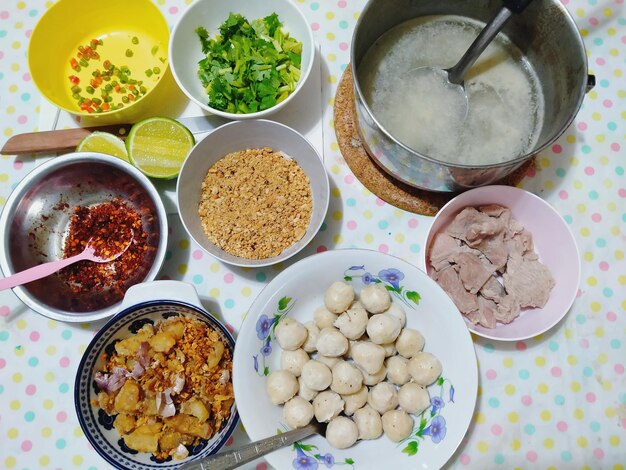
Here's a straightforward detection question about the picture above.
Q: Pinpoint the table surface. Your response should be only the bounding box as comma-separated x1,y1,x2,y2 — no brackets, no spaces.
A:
0,1,624,469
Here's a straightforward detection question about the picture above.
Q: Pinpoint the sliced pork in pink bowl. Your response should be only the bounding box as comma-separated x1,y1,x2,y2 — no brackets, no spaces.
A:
423,186,580,341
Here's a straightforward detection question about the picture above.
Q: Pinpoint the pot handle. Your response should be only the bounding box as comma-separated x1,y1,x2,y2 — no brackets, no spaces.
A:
118,280,203,312
586,74,596,93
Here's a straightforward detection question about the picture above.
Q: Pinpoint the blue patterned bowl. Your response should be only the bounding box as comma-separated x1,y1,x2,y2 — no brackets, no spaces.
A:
74,281,238,469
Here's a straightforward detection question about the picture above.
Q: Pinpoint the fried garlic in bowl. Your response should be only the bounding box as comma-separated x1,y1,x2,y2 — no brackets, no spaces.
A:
74,281,238,469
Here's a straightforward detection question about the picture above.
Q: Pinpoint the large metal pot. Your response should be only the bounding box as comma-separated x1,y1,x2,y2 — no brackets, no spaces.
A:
351,0,595,192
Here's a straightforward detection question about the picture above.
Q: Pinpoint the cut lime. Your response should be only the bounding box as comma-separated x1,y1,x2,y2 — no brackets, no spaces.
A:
76,131,130,162
126,117,195,179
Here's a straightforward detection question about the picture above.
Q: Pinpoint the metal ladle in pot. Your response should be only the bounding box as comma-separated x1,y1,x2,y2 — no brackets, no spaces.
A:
410,0,535,121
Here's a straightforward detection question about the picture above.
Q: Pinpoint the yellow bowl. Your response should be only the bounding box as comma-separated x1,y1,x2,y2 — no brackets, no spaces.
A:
28,0,172,125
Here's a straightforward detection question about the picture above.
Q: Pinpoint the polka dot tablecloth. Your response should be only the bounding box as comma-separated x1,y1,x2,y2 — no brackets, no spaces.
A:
0,1,624,469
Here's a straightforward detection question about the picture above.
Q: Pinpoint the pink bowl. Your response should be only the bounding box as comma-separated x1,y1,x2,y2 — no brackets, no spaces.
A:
423,185,580,341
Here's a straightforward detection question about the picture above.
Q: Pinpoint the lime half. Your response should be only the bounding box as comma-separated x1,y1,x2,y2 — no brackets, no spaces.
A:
76,131,130,162
126,117,195,179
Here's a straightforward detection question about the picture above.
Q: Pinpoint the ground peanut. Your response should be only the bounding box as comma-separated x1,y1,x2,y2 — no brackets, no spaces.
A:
198,147,312,259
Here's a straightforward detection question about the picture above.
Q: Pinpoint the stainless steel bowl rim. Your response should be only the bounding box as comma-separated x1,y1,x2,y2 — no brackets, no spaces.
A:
350,1,590,170
0,152,168,322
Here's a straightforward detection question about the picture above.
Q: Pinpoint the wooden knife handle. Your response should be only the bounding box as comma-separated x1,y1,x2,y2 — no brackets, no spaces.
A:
1,124,133,156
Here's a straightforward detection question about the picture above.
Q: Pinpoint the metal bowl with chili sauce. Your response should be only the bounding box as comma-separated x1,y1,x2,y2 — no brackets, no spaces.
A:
0,153,168,322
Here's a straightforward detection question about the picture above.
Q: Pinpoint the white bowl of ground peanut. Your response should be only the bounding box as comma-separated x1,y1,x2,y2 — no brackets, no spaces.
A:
177,119,330,267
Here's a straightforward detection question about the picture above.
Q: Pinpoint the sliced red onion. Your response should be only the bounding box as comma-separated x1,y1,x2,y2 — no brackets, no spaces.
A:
108,367,129,392
218,369,230,386
94,371,110,392
162,394,176,418
94,368,127,394
137,341,150,367
129,361,144,379
173,443,189,460
172,375,185,394
156,389,176,418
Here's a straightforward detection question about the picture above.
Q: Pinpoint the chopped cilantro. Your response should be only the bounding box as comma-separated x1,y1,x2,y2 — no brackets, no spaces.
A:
195,12,303,114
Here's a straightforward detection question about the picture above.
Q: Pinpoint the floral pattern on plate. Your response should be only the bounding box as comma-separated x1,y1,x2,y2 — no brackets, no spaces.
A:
273,425,356,469
291,441,355,469
401,376,455,456
343,265,421,308
254,296,295,376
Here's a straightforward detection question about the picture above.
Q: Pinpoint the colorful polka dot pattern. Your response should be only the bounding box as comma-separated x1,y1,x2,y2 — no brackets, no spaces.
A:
0,0,624,468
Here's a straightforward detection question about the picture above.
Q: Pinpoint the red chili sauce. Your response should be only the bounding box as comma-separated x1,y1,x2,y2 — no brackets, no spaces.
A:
60,198,150,306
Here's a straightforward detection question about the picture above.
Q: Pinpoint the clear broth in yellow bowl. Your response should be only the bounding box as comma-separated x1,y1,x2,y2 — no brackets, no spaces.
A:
64,31,166,114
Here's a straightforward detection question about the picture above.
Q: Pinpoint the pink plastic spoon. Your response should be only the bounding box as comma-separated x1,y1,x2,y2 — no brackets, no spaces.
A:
0,236,133,292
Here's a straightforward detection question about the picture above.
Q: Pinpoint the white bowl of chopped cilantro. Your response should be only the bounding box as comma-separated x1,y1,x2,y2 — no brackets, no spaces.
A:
169,0,314,119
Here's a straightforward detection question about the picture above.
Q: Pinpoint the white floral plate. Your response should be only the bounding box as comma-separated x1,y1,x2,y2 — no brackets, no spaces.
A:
233,249,477,469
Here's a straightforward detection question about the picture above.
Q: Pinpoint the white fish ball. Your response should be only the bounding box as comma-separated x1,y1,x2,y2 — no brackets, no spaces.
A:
351,341,386,375
301,360,333,392
353,405,383,440
283,396,314,429
326,416,359,449
398,382,430,415
385,355,410,386
366,314,402,344
382,409,414,442
360,283,391,314
275,318,308,351
281,349,310,377
316,327,349,357
324,281,355,314
361,364,387,386
315,355,341,369
346,339,357,359
381,342,397,357
330,361,364,395
314,305,338,330
313,390,344,423
395,328,425,359
407,352,442,386
302,321,320,353
341,385,369,416
347,336,373,359
334,301,368,340
266,370,298,405
298,376,318,402
367,382,399,414
384,302,406,327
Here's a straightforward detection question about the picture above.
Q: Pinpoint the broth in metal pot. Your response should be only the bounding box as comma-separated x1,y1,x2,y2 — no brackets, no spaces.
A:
358,15,544,166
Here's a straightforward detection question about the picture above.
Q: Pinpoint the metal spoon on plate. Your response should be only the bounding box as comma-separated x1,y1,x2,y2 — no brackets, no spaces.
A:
409,0,535,121
178,421,327,470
